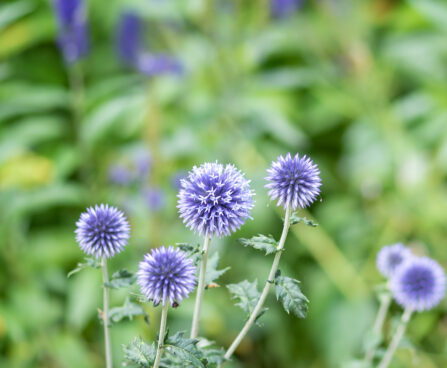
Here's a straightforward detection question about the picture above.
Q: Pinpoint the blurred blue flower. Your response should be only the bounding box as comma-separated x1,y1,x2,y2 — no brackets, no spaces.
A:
265,153,321,210
133,149,152,179
376,243,412,278
137,246,196,306
75,204,130,259
108,164,133,186
116,11,143,65
391,257,446,312
137,53,183,76
52,0,89,64
271,0,303,18
178,162,255,237
142,187,165,211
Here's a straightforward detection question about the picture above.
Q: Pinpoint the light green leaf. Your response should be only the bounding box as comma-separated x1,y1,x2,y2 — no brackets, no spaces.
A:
239,234,278,255
163,331,205,368
289,213,318,227
108,297,147,325
274,273,309,318
104,269,137,289
177,242,202,266
205,252,230,286
123,338,156,367
227,280,266,325
67,257,102,278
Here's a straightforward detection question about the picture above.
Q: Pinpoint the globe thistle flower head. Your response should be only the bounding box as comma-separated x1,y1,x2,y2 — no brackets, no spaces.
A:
137,246,196,306
177,162,255,237
265,153,321,210
391,257,446,312
75,204,130,259
376,243,413,278
116,11,142,65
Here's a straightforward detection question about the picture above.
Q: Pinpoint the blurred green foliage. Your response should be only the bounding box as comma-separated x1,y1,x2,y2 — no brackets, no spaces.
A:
1,0,447,367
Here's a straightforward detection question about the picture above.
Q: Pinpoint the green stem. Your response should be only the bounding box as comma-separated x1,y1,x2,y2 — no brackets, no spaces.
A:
102,257,112,368
190,236,211,338
154,302,169,368
222,206,292,362
377,307,413,368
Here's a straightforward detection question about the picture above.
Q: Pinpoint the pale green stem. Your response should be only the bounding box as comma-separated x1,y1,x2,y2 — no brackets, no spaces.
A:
102,257,112,368
153,302,169,368
377,307,413,368
223,206,292,362
190,236,211,338
365,292,392,363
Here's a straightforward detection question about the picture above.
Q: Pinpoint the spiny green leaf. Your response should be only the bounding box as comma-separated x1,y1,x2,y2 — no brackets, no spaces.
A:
67,256,101,278
104,269,137,289
177,242,202,266
205,252,230,286
239,234,278,255
108,297,147,325
274,273,309,318
227,280,266,325
123,338,155,367
289,213,318,227
163,331,205,368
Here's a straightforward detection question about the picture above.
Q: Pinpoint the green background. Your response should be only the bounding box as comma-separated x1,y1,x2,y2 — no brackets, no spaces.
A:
1,0,447,367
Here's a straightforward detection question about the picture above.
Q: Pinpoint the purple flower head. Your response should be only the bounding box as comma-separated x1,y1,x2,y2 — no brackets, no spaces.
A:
265,153,321,210
142,187,165,211
75,204,130,259
137,246,196,306
52,0,89,64
133,149,152,179
177,162,255,237
376,243,412,278
271,0,303,18
116,11,143,65
108,164,133,186
137,53,183,76
391,257,446,312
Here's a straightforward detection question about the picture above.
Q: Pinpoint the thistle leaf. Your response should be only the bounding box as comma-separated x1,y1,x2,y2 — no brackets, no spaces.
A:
163,332,205,368
67,256,101,278
274,273,309,318
289,213,318,227
205,252,230,286
123,338,156,367
239,234,278,255
108,297,147,325
177,242,202,266
104,269,137,289
227,280,266,325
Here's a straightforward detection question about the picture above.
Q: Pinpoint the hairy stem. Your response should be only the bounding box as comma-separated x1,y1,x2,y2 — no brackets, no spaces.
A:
378,307,413,368
102,257,112,368
154,302,169,368
223,206,292,362
364,291,392,363
190,236,211,338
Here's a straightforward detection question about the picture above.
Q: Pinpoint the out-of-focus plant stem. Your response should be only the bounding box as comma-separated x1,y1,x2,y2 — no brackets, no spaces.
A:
102,257,112,368
154,302,169,368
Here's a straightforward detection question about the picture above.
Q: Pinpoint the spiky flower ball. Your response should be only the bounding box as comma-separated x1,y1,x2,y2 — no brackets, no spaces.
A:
137,246,196,306
377,243,413,278
391,257,446,312
177,162,255,237
265,153,321,210
75,204,130,258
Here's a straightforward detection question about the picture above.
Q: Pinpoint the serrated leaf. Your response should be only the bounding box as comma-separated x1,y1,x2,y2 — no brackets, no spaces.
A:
205,252,230,286
274,274,309,318
107,297,147,325
67,256,101,278
227,280,266,325
289,213,318,227
104,269,137,289
239,234,278,255
177,242,202,266
123,338,156,367
163,331,205,368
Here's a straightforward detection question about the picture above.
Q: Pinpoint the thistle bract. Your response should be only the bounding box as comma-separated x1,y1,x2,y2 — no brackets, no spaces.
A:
376,243,412,278
177,162,255,237
137,246,196,306
391,257,446,312
75,204,130,258
265,153,321,210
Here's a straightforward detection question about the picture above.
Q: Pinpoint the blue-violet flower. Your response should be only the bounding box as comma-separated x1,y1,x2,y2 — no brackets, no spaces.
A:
377,243,413,278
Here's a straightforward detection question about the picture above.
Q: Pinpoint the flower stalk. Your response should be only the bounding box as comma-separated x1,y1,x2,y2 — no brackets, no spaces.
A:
154,302,169,368
377,307,412,368
190,236,211,338
102,257,112,368
223,205,292,361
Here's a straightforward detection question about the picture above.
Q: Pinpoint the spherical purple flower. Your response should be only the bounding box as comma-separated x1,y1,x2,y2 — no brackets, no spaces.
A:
142,187,165,211
75,204,130,258
137,246,196,306
108,164,132,185
265,153,321,210
391,257,446,312
177,162,255,237
376,243,413,278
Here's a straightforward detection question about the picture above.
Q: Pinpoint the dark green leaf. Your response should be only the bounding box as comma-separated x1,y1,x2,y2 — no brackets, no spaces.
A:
177,242,202,266
67,256,101,278
205,252,230,286
274,274,309,318
108,297,147,325
239,234,278,255
104,269,137,289
163,331,205,368
123,338,156,367
289,213,318,227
